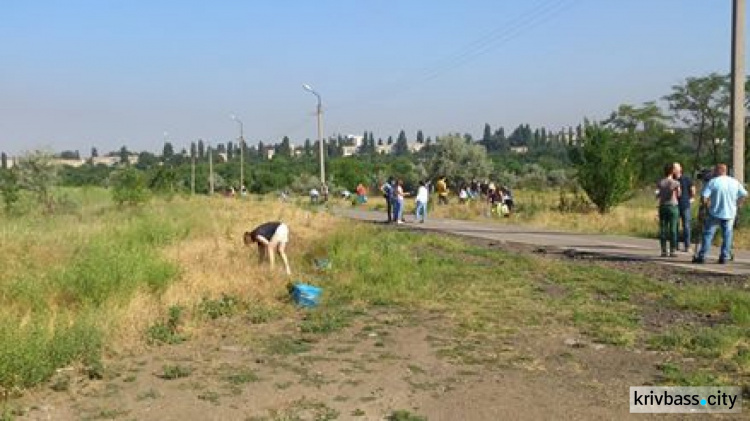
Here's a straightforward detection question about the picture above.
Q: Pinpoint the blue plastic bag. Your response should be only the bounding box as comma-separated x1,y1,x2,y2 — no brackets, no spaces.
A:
291,283,322,308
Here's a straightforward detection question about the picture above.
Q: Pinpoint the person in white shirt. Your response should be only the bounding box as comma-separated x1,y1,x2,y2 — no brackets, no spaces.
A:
415,180,429,223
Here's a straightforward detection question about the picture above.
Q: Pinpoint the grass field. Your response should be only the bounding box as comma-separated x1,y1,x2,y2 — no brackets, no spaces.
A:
0,189,338,394
2,189,749,418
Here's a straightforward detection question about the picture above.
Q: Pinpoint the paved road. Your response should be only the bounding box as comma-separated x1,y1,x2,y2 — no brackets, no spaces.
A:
336,208,750,276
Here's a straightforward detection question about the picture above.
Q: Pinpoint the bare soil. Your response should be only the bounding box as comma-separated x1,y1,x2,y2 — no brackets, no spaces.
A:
12,235,749,421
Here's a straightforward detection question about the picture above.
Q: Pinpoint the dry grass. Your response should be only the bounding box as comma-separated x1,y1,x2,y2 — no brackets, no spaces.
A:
109,196,341,352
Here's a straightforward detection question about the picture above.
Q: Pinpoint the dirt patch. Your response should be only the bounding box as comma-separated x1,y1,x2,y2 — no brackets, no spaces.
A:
14,308,680,421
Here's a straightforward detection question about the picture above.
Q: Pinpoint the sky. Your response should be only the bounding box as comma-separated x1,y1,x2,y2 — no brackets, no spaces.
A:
0,0,742,155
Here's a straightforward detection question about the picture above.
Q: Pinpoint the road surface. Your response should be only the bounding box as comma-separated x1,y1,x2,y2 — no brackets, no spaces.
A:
336,208,750,276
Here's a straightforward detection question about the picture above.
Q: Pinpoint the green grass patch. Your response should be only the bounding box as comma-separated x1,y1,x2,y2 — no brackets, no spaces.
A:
264,335,312,355
223,368,260,385
158,364,192,380
146,305,187,345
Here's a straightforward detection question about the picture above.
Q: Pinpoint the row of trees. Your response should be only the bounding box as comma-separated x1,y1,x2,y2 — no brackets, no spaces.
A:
2,72,747,214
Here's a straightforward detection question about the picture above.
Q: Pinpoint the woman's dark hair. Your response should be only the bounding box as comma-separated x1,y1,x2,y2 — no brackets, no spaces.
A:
664,163,675,177
243,231,255,245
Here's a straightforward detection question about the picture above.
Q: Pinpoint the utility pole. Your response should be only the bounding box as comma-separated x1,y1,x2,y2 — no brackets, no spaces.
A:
303,84,325,185
208,143,214,195
191,143,196,195
231,114,245,195
731,0,746,183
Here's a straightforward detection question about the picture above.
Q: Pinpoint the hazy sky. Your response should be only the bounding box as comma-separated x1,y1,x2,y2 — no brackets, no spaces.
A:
0,0,742,155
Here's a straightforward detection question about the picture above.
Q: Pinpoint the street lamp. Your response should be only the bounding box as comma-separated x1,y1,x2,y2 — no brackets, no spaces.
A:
303,84,325,186
230,114,244,195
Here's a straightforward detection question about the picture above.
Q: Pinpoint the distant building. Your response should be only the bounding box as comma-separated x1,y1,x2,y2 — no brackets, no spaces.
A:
262,146,275,160
509,146,528,154
408,142,425,153
341,145,358,157
376,144,393,155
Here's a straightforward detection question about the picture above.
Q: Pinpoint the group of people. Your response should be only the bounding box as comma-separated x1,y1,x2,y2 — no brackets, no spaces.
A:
441,177,515,217
378,176,515,224
657,162,747,263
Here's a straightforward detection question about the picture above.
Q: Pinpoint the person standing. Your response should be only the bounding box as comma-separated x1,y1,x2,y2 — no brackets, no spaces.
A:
694,164,747,264
394,179,405,224
356,183,367,204
436,176,449,205
381,178,394,222
673,163,695,252
415,180,429,223
656,163,681,257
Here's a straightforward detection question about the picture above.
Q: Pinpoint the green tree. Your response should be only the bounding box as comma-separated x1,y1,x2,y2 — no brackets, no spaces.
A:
277,136,292,157
110,167,150,206
162,142,174,164
428,134,492,186
119,146,130,165
16,150,59,213
197,139,205,160
394,130,409,155
664,73,730,168
135,151,159,171
569,126,636,214
0,168,20,214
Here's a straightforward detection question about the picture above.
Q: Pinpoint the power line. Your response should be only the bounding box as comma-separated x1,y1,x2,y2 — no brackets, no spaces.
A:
327,0,577,112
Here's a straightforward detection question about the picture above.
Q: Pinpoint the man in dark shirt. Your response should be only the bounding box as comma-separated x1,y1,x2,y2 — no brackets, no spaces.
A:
674,163,695,252
243,221,291,275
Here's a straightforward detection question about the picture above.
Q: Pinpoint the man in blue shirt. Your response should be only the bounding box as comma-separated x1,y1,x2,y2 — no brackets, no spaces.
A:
694,164,747,264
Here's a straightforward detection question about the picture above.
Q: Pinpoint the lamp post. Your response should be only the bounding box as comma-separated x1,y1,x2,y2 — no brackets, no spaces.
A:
303,84,325,185
230,114,244,195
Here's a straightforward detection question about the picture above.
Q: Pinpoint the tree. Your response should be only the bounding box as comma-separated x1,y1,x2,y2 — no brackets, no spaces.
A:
226,141,233,160
394,130,409,155
0,167,20,213
58,150,80,160
569,126,636,214
428,134,492,186
119,146,130,165
1,152,7,169
135,151,159,170
197,139,205,160
480,123,494,151
16,150,59,213
417,130,425,144
110,167,150,206
387,136,393,145
162,142,175,164
664,73,730,168
277,136,292,157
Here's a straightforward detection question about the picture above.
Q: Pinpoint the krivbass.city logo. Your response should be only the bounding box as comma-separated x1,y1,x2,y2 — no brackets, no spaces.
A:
630,386,742,414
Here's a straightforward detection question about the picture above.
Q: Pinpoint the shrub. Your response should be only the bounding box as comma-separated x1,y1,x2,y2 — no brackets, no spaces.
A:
569,126,636,213
110,167,150,206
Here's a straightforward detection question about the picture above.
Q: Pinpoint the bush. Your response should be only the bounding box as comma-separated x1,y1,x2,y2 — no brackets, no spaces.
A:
569,126,636,213
110,167,150,206
0,169,20,214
